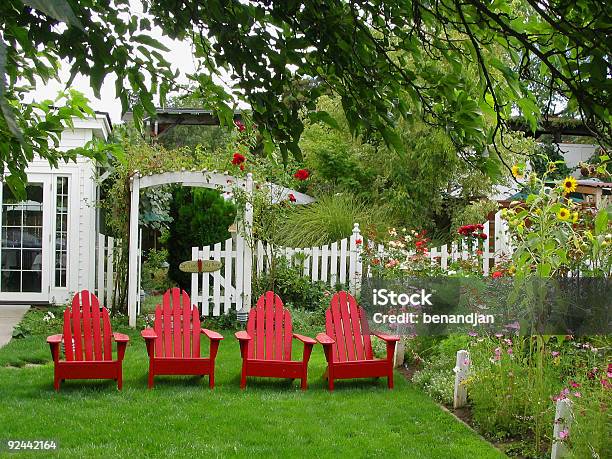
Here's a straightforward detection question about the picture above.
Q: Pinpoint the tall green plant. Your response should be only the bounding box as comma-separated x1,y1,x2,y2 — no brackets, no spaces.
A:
167,187,236,290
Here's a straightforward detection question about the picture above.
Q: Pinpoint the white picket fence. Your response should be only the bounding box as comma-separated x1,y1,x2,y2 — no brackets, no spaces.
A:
96,234,120,308
374,210,513,276
191,211,512,316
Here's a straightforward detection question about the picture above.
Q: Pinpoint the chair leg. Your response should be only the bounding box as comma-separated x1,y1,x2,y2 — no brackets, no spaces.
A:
209,370,215,389
388,370,394,389
301,377,308,390
117,368,123,391
240,367,247,390
53,373,61,392
328,377,334,391
148,371,154,389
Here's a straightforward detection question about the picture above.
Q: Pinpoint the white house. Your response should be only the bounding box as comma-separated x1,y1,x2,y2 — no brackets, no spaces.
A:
0,114,111,305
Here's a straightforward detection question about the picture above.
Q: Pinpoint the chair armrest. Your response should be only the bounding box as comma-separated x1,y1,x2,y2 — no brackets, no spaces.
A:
293,333,316,345
316,333,335,345
202,328,224,341
47,334,63,344
235,330,252,341
141,328,157,340
113,332,130,343
372,331,400,342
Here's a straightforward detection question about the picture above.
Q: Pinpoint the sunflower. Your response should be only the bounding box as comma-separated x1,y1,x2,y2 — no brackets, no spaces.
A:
511,165,523,178
572,212,579,223
562,176,578,194
557,208,571,221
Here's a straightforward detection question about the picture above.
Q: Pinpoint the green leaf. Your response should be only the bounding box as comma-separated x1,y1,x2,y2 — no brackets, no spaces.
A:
380,126,404,156
22,0,84,30
0,39,23,141
594,208,608,235
131,35,171,52
308,110,340,130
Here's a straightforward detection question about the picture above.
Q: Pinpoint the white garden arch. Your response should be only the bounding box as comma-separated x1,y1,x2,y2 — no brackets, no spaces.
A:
127,170,313,326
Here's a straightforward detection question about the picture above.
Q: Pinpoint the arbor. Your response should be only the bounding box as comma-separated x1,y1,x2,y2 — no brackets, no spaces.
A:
1,0,610,190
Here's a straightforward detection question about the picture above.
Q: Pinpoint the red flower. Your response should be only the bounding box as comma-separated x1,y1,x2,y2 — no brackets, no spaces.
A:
355,239,362,245
479,233,488,240
476,249,483,255
234,119,246,132
239,163,245,171
492,271,503,279
232,153,246,165
294,168,310,181
288,193,296,202
371,258,380,265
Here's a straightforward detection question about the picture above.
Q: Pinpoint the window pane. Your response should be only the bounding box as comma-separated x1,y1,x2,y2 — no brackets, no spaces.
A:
22,227,42,248
22,271,42,292
1,249,20,270
1,271,20,291
2,207,22,226
22,250,42,271
2,227,21,248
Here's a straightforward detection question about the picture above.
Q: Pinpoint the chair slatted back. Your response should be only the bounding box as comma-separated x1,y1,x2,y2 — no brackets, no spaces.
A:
153,288,201,358
325,291,373,363
246,291,292,361
63,290,112,361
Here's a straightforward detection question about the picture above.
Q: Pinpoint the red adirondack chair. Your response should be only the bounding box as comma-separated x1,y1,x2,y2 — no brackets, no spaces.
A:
317,291,400,390
141,288,224,389
46,290,129,391
235,291,316,390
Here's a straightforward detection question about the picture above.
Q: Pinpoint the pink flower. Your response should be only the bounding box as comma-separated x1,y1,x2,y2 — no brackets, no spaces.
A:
494,347,501,361
551,351,560,357
288,193,296,202
558,429,569,440
573,392,581,398
234,119,246,132
503,338,513,346
601,379,611,389
468,331,478,337
507,348,513,355
492,271,503,279
569,381,580,388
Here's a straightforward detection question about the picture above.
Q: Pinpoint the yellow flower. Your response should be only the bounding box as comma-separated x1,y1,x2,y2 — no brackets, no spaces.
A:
511,165,523,178
562,176,578,194
557,208,571,221
572,212,579,223
547,162,557,173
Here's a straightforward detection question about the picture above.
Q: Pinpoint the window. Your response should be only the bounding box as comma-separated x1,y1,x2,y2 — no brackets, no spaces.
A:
55,177,69,287
1,183,44,292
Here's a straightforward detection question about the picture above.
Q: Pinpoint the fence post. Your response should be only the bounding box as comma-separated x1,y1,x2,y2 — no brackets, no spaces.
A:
551,398,573,459
97,234,106,305
453,350,470,409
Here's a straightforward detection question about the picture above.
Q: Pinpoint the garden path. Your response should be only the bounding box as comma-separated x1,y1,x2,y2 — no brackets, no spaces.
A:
0,306,29,348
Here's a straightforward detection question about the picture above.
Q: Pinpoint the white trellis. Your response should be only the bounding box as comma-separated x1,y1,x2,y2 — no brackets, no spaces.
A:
127,170,313,327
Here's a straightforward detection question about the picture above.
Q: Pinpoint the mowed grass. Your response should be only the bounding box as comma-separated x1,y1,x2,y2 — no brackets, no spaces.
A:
0,324,505,458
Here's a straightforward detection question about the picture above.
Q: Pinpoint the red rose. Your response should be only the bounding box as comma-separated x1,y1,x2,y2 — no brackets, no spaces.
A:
372,258,380,265
355,239,362,245
294,168,310,180
234,119,246,132
239,163,245,171
479,233,487,240
492,271,503,279
288,193,296,202
232,153,246,165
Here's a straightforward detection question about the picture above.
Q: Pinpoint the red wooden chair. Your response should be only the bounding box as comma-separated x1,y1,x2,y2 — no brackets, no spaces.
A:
46,290,129,391
141,288,224,389
235,291,316,390
317,291,400,390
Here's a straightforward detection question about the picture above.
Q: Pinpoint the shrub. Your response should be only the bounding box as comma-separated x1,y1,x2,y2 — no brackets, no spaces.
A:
141,249,173,293
167,187,236,290
252,257,337,312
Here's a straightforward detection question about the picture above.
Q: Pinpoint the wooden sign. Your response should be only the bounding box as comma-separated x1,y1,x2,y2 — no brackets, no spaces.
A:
179,259,222,273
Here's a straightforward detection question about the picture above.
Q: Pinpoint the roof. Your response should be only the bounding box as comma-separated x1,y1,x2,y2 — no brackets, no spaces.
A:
121,107,243,126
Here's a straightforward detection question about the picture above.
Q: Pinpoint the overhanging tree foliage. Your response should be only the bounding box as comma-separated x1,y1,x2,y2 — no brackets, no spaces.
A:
1,0,610,189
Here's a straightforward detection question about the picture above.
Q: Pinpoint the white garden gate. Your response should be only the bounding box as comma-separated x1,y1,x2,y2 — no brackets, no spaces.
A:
191,224,364,315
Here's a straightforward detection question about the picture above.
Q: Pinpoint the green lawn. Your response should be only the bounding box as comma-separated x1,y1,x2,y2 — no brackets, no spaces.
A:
0,316,505,458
